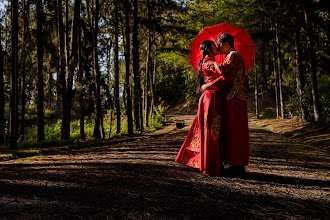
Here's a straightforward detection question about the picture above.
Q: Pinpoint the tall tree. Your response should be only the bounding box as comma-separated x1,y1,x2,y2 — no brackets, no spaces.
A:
293,18,307,121
275,19,285,118
57,0,66,136
9,0,19,149
0,14,4,145
125,0,133,134
260,22,266,87
255,67,259,118
304,2,322,122
37,0,45,141
114,0,120,133
272,28,279,119
92,0,102,138
144,0,152,128
20,0,29,140
133,0,142,131
62,0,81,140
150,48,156,119
78,2,85,140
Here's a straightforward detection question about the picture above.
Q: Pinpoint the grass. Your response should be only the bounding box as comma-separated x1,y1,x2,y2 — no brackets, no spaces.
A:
249,115,330,154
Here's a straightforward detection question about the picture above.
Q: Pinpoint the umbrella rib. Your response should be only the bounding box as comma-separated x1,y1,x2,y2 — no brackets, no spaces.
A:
190,55,202,63
242,57,252,66
232,29,245,37
204,28,216,42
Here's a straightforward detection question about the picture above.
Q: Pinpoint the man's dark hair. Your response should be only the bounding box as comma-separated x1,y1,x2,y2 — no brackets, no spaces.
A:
216,33,234,48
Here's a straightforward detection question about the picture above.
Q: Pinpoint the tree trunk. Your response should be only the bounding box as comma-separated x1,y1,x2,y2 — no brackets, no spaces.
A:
78,5,85,140
275,20,285,118
20,0,28,140
114,0,120,134
261,22,266,87
61,0,70,140
125,0,133,135
304,7,322,122
272,26,279,119
133,0,142,131
9,0,19,148
255,67,259,118
293,20,307,121
150,50,156,119
93,0,102,138
37,0,45,141
144,39,151,128
144,0,152,128
0,17,4,145
48,71,52,107
62,0,81,140
57,0,66,130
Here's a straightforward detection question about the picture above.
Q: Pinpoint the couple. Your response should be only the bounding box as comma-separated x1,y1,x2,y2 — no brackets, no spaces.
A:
175,33,249,177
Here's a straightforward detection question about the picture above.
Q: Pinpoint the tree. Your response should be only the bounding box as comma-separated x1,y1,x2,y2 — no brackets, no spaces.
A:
57,0,66,139
9,0,19,149
272,34,279,119
304,2,322,122
37,0,45,141
61,0,81,140
20,0,29,140
144,0,152,129
78,2,85,140
293,17,307,121
255,67,259,118
125,0,133,135
92,0,103,138
0,14,4,145
114,0,120,134
150,48,156,120
133,0,142,131
275,19,285,118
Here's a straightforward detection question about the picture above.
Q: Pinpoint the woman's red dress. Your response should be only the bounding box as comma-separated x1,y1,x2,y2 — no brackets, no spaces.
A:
175,57,225,176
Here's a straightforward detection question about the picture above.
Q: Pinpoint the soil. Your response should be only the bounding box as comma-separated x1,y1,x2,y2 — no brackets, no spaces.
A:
0,112,329,219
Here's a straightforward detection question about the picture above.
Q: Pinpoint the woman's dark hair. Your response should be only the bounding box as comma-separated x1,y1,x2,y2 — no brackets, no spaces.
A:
196,40,215,94
216,33,234,48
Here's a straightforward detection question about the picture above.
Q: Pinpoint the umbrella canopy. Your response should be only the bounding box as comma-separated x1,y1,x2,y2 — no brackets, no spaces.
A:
189,22,257,74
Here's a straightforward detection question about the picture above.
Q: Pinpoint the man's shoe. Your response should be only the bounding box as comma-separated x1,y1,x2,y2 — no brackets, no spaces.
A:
227,165,246,177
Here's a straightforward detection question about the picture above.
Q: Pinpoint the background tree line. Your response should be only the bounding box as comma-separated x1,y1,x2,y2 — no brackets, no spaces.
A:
0,0,329,149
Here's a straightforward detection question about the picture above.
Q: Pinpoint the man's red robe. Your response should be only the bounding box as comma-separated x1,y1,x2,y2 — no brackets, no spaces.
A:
210,50,249,166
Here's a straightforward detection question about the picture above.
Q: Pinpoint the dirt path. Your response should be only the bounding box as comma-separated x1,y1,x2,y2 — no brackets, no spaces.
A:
0,113,329,219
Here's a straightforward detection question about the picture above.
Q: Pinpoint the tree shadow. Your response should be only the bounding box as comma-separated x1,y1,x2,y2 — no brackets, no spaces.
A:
0,162,329,219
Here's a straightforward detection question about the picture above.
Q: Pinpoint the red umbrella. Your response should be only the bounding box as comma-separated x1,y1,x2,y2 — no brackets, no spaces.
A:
189,22,257,74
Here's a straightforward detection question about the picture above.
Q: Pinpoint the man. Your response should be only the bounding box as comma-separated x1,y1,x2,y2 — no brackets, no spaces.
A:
201,33,249,176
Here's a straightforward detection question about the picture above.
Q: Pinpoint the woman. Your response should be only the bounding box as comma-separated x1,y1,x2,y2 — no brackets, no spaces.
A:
175,40,225,176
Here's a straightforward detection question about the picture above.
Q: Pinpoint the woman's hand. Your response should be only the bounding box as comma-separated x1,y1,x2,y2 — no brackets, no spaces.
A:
201,83,211,93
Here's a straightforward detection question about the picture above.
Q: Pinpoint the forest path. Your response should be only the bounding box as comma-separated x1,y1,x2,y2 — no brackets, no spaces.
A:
0,112,329,219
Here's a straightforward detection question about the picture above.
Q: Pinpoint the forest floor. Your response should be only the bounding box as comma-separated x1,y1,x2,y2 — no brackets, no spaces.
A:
0,111,329,219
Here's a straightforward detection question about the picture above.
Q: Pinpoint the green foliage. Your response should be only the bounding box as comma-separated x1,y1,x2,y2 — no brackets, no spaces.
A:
156,51,195,104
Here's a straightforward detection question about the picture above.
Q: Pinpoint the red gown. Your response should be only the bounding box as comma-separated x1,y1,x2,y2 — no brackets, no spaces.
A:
209,50,249,166
175,57,225,176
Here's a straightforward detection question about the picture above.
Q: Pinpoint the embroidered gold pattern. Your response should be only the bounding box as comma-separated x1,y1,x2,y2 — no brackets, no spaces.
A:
224,52,248,101
181,154,200,169
212,114,221,140
223,58,232,65
186,127,200,152
203,59,221,83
